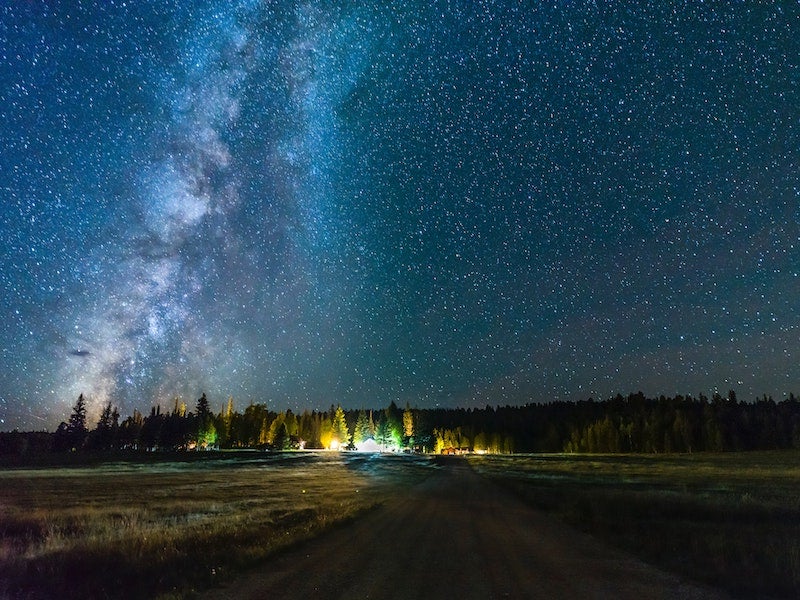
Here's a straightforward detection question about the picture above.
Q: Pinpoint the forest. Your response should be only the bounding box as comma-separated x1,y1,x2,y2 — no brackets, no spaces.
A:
3,390,800,457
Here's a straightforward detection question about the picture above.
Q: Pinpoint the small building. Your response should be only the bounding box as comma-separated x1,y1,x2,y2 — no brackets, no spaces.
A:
441,446,471,455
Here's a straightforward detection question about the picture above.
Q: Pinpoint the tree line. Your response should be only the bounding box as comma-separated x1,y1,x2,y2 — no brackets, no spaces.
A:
2,390,800,456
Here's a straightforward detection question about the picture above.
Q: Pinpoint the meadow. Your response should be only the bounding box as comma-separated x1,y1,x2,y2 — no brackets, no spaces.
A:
0,452,435,599
3,451,799,599
469,451,800,599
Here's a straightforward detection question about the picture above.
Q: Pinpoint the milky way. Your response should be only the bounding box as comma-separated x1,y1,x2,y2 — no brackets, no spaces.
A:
1,1,799,429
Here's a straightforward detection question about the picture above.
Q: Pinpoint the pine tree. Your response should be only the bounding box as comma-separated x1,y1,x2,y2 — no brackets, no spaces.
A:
91,402,114,450
258,416,270,446
268,412,286,444
402,403,414,449
403,403,414,438
97,402,113,429
198,420,217,449
66,394,88,450
284,409,299,436
382,405,402,450
353,410,371,447
194,393,216,449
319,414,334,449
331,405,350,449
473,431,488,453
432,428,445,454
222,396,234,445
272,422,290,451
172,397,187,417
377,414,401,451
196,393,210,419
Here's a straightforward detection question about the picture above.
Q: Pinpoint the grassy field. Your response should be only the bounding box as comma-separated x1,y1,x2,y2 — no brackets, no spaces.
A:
468,451,800,599
0,452,435,599
5,451,797,598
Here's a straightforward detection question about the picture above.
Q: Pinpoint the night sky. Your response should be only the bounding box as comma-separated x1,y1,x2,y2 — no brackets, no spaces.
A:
1,1,798,431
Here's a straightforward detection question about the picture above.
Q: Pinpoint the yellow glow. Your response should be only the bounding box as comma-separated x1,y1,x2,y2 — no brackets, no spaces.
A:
329,439,340,451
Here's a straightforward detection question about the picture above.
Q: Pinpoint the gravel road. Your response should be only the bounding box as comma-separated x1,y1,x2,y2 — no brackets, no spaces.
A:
204,457,728,599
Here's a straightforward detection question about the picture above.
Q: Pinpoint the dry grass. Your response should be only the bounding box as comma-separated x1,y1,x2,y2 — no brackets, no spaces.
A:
0,452,434,599
469,451,800,599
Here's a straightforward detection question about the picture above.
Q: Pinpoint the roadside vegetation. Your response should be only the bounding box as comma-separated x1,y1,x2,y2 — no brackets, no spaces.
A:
469,451,800,599
0,452,434,599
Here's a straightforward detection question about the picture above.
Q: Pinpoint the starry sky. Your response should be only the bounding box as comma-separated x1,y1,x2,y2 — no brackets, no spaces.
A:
1,1,798,431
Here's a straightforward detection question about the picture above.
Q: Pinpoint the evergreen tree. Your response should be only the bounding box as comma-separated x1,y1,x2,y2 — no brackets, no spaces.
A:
403,403,414,439
66,394,88,450
272,422,290,451
298,410,321,448
331,405,350,449
194,393,216,449
319,413,334,449
197,420,217,449
161,409,191,450
196,393,211,419
352,410,372,447
222,396,234,445
268,412,286,444
284,409,299,437
473,431,488,453
97,402,113,429
432,428,445,453
90,402,115,450
118,409,143,450
140,407,164,450
258,416,270,446
172,397,187,417
368,410,376,437
377,412,401,450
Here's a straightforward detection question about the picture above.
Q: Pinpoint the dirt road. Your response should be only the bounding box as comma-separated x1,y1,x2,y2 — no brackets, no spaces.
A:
205,458,727,599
